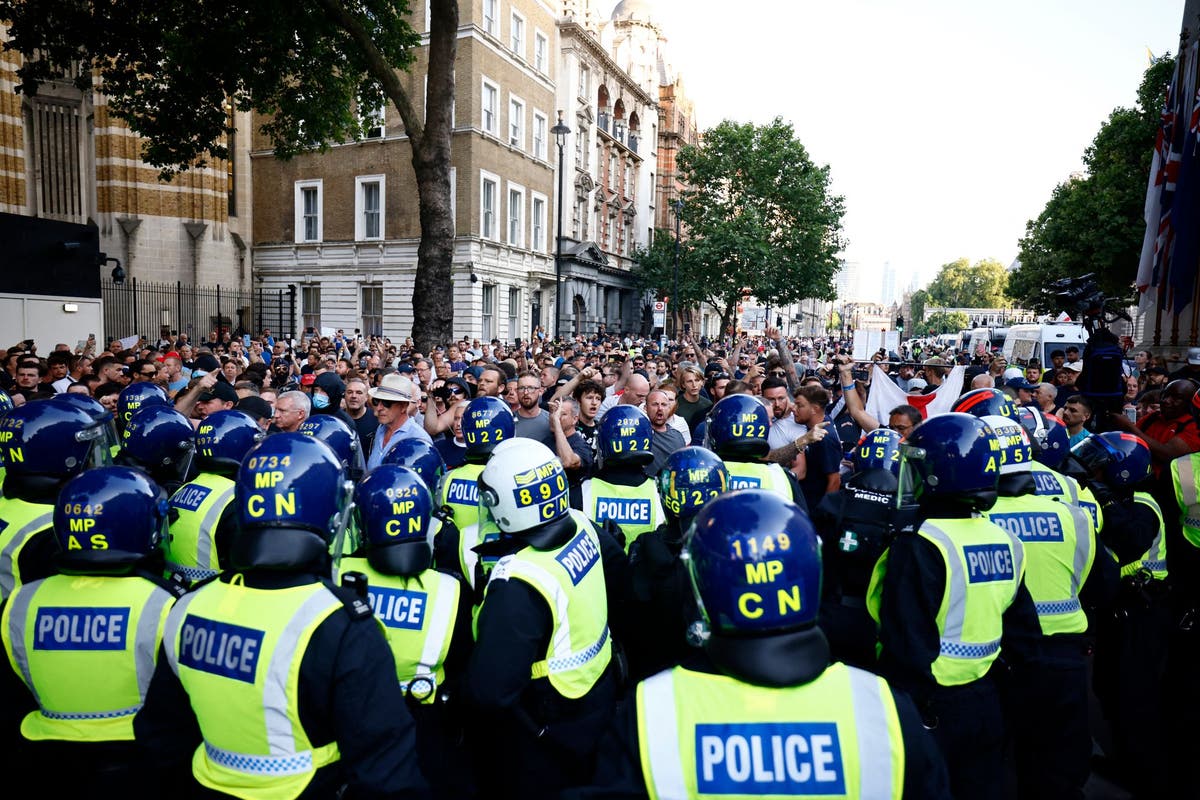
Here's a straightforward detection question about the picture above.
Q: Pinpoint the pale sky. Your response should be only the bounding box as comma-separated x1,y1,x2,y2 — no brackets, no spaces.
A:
601,0,1186,298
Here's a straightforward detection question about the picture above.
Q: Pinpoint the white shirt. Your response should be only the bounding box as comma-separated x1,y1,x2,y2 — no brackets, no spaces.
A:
768,416,808,449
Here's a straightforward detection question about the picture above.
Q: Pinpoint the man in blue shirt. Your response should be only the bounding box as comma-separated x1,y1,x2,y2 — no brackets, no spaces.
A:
366,374,433,470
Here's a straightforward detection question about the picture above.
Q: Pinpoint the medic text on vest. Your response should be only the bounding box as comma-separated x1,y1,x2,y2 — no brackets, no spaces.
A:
369,586,427,630
555,530,600,586
178,615,265,683
695,722,847,795
596,497,652,525
446,478,479,505
989,512,1064,543
729,476,762,490
964,543,1015,583
34,607,129,651
171,484,213,513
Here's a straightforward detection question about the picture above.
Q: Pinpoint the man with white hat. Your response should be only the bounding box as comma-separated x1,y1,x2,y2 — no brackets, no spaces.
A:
365,373,433,470
1169,346,1200,383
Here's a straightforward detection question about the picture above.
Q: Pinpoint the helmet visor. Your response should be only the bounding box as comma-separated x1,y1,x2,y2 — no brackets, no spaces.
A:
1068,435,1114,477
896,443,927,507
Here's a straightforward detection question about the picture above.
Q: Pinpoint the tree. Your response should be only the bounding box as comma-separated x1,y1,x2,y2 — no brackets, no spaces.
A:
1011,55,1175,312
925,258,1010,308
921,310,970,336
633,118,845,335
909,289,929,329
1,0,458,352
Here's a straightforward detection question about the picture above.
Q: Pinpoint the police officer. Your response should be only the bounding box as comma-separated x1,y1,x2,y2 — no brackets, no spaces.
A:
0,401,111,601
0,388,12,495
48,391,122,459
166,409,263,584
0,467,185,797
981,414,1098,800
579,406,664,550
134,434,430,799
298,414,367,482
566,490,950,800
464,438,629,800
116,381,169,434
118,404,197,494
866,413,1041,800
383,437,448,496
813,427,906,670
705,394,807,511
626,446,728,680
336,465,475,799
436,397,512,595
1062,431,1168,796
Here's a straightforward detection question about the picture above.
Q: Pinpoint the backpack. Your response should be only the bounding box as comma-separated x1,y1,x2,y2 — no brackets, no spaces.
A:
1076,328,1125,400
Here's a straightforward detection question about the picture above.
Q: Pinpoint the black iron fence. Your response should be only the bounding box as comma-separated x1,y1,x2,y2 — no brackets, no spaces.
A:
101,279,295,343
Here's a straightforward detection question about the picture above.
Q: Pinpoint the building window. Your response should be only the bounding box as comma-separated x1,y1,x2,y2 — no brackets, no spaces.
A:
481,171,499,240
578,65,588,98
574,198,587,240
508,287,521,338
510,11,525,56
531,193,547,252
509,95,525,149
483,0,498,36
482,284,495,340
608,153,617,192
481,78,499,135
360,95,385,138
508,183,525,247
608,216,617,250
28,96,88,223
361,284,383,337
532,111,547,160
624,162,633,198
534,31,548,73
294,180,323,243
355,175,385,240
302,285,321,331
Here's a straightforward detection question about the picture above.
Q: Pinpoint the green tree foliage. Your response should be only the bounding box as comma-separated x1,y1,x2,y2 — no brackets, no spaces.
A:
0,0,459,351
634,118,845,335
919,310,970,336
1011,55,1175,312
926,258,1010,308
909,289,929,328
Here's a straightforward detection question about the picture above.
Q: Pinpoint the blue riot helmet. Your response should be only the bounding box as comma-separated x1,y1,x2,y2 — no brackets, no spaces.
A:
53,466,168,575
704,395,771,460
0,400,112,480
683,490,828,677
597,406,654,468
1016,406,1069,469
297,414,366,479
234,433,353,571
1065,432,1152,489
898,412,1000,512
354,465,435,576
461,396,514,462
116,382,169,431
194,410,265,474
981,414,1034,475
656,446,729,530
381,438,446,496
851,428,902,476
952,388,1020,420
119,405,196,486
0,388,13,415
48,392,120,456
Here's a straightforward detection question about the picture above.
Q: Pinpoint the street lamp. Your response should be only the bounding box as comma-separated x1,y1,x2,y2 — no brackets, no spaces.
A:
670,197,683,337
551,110,571,340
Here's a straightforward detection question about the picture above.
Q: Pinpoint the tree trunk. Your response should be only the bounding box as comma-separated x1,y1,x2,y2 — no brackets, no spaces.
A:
409,0,458,352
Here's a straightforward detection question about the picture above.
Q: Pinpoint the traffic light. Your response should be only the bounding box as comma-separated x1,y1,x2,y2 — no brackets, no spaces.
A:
776,315,783,329
896,314,904,332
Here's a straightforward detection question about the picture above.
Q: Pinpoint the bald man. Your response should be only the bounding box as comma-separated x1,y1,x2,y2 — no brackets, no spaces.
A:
597,372,651,420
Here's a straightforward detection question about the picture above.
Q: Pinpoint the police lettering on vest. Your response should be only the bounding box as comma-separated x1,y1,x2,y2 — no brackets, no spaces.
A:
696,722,846,795
369,587,427,630
171,484,213,513
34,607,129,650
1032,472,1063,495
555,529,600,585
595,497,652,525
178,615,264,682
988,512,1064,543
445,478,479,505
964,544,1015,583
729,476,762,489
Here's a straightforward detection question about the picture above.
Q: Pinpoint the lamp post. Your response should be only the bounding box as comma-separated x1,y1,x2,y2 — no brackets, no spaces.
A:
670,197,682,337
551,110,571,341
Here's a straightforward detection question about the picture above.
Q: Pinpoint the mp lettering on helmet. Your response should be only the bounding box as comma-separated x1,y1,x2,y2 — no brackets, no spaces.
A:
179,615,265,682
512,460,568,519
695,722,846,795
245,464,296,519
35,607,129,651
964,543,1015,583
989,512,1064,543
368,587,427,630
554,530,600,585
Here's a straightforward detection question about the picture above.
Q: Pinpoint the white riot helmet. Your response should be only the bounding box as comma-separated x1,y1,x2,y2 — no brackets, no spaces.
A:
478,438,570,535
981,414,1033,475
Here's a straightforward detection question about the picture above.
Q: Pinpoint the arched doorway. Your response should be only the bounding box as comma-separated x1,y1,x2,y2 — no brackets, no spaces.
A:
573,294,587,337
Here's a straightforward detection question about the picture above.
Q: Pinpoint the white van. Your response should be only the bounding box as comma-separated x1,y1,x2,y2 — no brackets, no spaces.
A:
1001,322,1088,366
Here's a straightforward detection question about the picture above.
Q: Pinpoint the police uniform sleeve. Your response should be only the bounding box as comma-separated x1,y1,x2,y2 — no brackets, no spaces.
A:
0,598,38,751
999,579,1043,671
875,534,945,708
559,695,649,800
134,643,205,784
213,502,238,570
15,528,57,587
439,572,475,690
891,685,953,799
783,470,810,515
464,577,553,711
1098,498,1160,566
431,513,462,577
599,523,633,643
